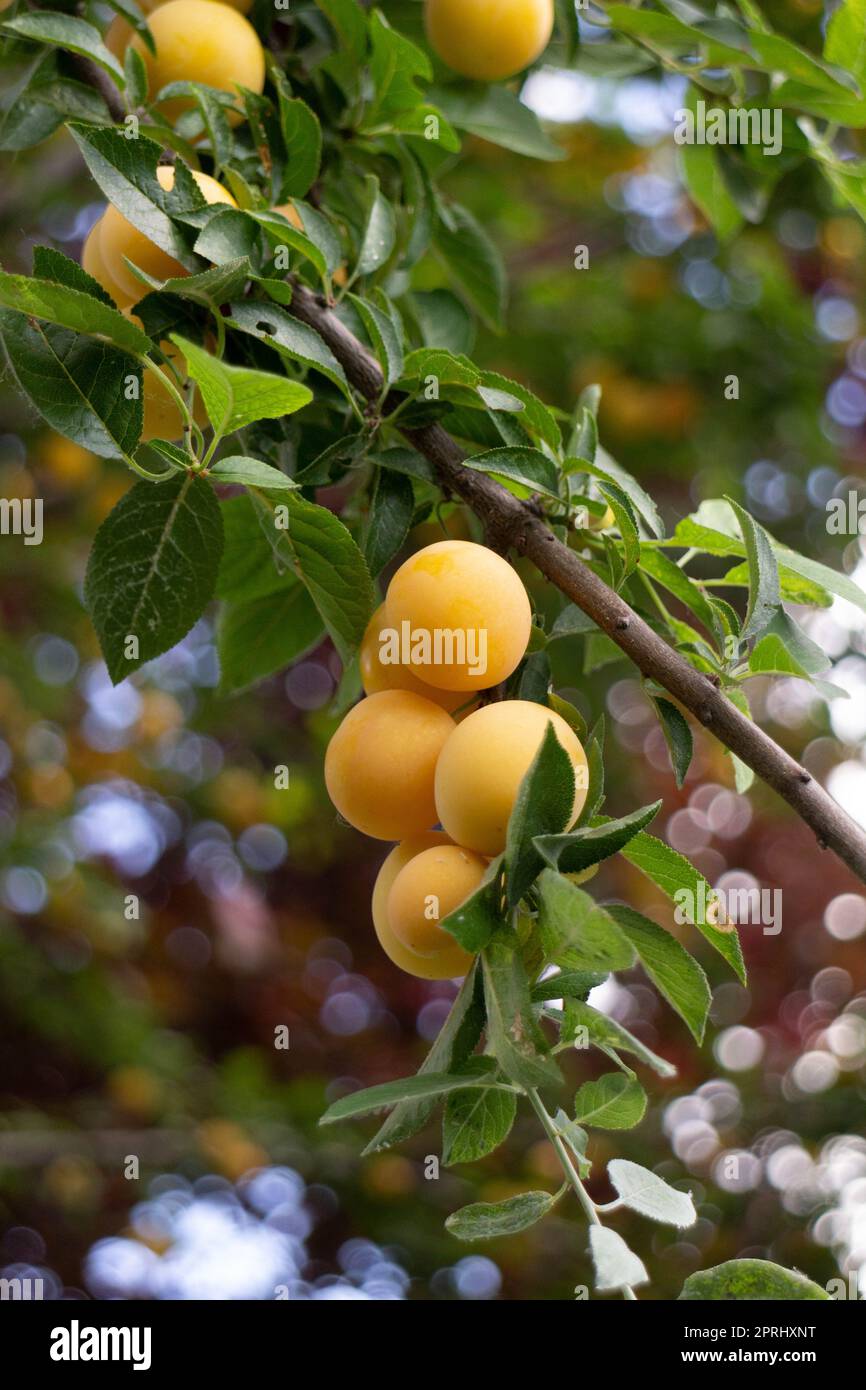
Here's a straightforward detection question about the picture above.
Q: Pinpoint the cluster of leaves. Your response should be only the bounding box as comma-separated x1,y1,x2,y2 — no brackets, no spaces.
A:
588,0,866,239
0,0,860,1299
320,723,828,1300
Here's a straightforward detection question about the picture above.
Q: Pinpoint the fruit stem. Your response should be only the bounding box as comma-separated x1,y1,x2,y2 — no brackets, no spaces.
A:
526,1087,638,1301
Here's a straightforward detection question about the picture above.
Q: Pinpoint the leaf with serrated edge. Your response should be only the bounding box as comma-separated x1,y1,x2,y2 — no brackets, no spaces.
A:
537,871,635,973
573,1073,647,1130
561,999,676,1078
533,801,661,875
172,335,312,436
482,941,561,1091
0,310,142,458
506,724,577,909
608,904,711,1044
619,829,745,983
218,584,323,695
84,475,223,684
443,1060,516,1165
208,456,298,491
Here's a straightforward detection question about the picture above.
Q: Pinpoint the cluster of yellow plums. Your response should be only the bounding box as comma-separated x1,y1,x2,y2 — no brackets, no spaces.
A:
325,541,589,980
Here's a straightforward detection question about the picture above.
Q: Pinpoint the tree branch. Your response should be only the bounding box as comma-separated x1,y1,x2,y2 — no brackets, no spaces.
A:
286,279,866,887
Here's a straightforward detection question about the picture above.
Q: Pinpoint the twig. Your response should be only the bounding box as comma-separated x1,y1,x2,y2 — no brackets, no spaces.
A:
285,278,866,887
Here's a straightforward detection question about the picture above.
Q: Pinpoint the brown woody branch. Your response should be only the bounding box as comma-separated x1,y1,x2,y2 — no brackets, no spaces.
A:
53,45,866,885
286,280,866,887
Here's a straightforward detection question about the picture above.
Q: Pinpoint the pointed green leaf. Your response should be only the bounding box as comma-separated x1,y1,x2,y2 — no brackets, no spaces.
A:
84,474,223,684
573,1073,647,1130
506,724,578,909
446,1190,557,1242
321,1070,496,1126
607,904,711,1043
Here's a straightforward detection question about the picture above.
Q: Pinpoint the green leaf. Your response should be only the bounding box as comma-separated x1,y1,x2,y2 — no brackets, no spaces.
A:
267,493,375,665
589,1226,648,1293
748,31,857,96
411,289,475,356
679,87,744,241
463,446,562,503
124,43,149,110
537,871,635,973
363,467,414,575
607,905,711,1044
32,244,113,308
0,75,113,152
506,724,578,909
560,999,677,1078
719,559,831,609
598,480,640,582
679,1259,830,1302
321,1070,495,1126
84,475,223,684
653,697,693,788
349,293,404,385
0,272,151,355
356,175,396,276
556,1111,592,1177
620,830,745,983
482,940,561,1091
0,309,141,458
172,335,312,435
363,964,485,1154
218,583,324,695
68,125,201,273
2,12,125,82
434,204,506,332
227,300,350,397
440,854,503,954
573,1073,647,1130
208,456,298,492
604,6,753,70
753,609,830,677
190,84,233,168
479,371,561,450
583,445,665,539
446,1190,557,1242
430,84,565,161
531,969,607,1004
656,509,866,618
825,0,866,86
728,498,781,643
533,801,661,875
138,258,250,306
277,94,322,199
364,9,431,124
216,494,289,603
639,546,724,646
443,1060,517,1165
555,0,580,63
193,208,260,268
608,1159,697,1228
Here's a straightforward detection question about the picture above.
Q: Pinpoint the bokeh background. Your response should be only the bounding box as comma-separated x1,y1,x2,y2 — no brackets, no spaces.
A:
1,0,866,1302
